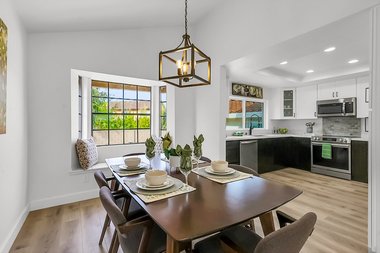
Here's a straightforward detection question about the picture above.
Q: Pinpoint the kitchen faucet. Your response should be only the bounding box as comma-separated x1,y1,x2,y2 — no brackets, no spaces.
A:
249,114,260,135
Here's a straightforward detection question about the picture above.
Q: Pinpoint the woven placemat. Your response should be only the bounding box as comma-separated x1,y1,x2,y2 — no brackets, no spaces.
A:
123,176,196,203
193,166,252,184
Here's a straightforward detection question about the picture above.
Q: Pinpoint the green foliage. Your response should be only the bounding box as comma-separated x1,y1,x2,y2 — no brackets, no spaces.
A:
91,87,151,130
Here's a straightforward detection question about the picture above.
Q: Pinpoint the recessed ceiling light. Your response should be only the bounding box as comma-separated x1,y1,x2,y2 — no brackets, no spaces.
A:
324,47,336,52
306,69,314,73
280,61,288,65
348,59,359,64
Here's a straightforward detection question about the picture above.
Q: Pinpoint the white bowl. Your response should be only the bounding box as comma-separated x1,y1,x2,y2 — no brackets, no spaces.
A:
211,160,229,172
124,157,141,167
145,170,167,186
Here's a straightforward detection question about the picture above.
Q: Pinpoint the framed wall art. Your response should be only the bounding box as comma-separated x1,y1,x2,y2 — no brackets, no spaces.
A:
232,83,263,99
0,18,7,134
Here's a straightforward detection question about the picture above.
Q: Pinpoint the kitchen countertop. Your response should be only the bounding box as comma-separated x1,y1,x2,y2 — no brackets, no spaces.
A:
226,134,369,142
226,134,314,141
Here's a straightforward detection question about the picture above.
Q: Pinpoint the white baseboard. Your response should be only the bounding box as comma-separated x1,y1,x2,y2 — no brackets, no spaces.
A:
30,188,99,211
0,204,30,253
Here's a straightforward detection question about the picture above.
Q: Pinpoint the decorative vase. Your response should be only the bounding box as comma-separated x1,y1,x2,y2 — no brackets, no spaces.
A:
169,155,180,173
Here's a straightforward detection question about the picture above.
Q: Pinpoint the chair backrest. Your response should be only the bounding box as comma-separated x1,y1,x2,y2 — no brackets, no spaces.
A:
254,212,317,253
229,164,259,177
99,186,127,226
94,170,109,189
123,153,145,157
200,156,212,163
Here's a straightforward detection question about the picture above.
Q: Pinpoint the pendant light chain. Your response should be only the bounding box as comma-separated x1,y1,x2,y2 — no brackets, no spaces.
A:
185,0,188,35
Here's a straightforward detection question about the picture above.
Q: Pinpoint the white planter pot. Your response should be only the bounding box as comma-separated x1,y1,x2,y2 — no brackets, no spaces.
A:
169,156,180,168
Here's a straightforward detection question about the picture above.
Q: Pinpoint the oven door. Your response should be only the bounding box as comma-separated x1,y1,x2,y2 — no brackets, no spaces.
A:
311,142,351,174
317,101,345,117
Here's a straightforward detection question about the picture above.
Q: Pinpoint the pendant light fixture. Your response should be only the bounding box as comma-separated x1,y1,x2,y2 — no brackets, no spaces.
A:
159,0,211,88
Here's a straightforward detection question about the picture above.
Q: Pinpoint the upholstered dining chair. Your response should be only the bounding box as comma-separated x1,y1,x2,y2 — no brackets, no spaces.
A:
200,156,212,163
123,152,145,157
194,212,317,253
94,171,145,246
99,186,191,253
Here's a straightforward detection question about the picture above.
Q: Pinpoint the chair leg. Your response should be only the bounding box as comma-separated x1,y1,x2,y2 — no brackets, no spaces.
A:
109,230,118,253
99,214,110,245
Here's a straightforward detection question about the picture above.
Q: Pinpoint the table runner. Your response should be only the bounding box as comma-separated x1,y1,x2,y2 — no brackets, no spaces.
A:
123,176,196,203
192,166,253,184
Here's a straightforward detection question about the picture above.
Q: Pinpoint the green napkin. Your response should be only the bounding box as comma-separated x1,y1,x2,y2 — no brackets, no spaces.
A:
322,143,332,159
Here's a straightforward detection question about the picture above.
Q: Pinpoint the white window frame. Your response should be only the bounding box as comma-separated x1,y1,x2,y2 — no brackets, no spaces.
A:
226,95,268,130
70,69,170,170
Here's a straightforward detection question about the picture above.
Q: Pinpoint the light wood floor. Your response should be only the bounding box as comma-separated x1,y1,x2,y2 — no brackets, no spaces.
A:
10,168,368,253
262,168,368,253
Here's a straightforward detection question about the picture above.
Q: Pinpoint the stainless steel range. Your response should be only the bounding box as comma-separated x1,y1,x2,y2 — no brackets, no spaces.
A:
311,135,352,180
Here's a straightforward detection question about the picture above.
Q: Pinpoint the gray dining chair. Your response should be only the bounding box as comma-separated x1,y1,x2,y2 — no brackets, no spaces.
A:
200,156,212,163
123,152,145,157
194,212,317,253
94,171,145,246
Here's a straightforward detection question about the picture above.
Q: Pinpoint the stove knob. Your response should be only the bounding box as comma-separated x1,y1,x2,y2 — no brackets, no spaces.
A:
343,139,348,143
338,138,343,143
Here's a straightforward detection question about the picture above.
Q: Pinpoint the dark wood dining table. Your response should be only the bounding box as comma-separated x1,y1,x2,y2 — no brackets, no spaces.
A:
106,155,302,253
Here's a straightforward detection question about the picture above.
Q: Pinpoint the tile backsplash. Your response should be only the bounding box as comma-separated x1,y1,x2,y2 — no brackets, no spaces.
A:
322,117,361,136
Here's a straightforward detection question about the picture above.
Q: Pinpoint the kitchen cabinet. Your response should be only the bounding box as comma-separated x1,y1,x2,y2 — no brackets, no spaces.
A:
296,85,317,119
282,89,296,119
317,78,356,100
356,76,370,118
351,140,368,183
226,141,240,164
226,137,312,174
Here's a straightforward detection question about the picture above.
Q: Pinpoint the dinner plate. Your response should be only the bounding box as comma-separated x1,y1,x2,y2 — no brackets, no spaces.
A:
205,167,235,176
119,163,147,171
136,179,174,191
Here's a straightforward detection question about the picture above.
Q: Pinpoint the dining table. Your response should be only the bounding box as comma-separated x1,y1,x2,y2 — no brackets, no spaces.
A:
105,155,302,253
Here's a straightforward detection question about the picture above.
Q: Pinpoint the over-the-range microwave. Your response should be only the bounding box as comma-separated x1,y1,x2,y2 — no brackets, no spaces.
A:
317,97,356,117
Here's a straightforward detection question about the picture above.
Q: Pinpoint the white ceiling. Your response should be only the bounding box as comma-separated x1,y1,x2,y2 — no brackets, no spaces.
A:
12,0,225,32
226,10,371,88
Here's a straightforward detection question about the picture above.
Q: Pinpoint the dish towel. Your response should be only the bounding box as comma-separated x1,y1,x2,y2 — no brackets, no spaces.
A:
322,143,332,159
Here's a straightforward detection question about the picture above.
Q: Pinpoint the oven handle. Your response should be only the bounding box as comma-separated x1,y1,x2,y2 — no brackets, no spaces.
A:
311,142,350,148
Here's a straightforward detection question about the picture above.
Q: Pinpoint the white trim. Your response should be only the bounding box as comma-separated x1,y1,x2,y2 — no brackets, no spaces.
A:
0,204,30,253
30,189,99,211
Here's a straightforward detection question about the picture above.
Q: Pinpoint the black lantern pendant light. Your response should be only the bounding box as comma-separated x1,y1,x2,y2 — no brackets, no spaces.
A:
159,0,211,88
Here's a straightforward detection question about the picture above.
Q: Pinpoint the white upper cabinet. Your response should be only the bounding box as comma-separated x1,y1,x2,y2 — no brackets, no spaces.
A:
296,85,317,119
282,89,296,119
317,78,357,100
356,76,370,118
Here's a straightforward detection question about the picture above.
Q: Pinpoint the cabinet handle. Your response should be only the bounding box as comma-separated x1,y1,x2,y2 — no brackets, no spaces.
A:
336,91,338,97
365,87,369,103
314,112,316,117
332,92,335,98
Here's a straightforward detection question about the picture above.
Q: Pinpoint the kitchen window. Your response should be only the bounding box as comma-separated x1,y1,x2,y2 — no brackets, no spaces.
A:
226,98,265,129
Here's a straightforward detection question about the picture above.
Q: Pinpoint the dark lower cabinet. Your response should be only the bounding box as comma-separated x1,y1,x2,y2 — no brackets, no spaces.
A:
351,141,368,183
226,137,311,174
226,141,240,164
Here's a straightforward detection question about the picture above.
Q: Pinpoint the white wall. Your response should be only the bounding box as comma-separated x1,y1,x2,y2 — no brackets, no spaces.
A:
0,0,28,252
193,0,380,160
27,27,196,210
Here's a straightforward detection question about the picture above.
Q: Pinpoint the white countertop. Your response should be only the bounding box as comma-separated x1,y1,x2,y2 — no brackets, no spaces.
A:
226,133,314,141
226,134,369,142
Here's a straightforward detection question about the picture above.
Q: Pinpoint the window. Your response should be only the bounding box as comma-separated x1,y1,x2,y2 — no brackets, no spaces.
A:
226,98,265,129
159,86,167,137
91,80,151,145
